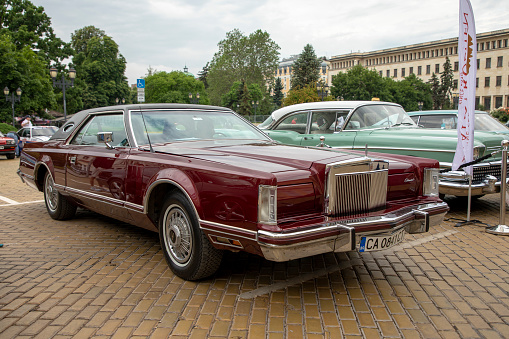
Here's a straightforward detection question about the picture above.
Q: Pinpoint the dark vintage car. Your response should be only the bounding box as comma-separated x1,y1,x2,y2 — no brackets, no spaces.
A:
0,131,16,159
18,104,448,280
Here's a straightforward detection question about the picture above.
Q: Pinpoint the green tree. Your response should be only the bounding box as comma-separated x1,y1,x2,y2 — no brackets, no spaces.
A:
291,44,321,89
428,73,441,109
207,29,280,105
440,57,454,108
144,71,208,104
331,65,390,101
0,32,56,123
387,74,432,111
1,0,72,66
71,26,130,110
272,77,284,109
283,85,321,106
198,62,209,89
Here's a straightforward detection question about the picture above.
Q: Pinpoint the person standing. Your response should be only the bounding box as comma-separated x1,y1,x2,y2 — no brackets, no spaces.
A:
21,116,32,128
6,131,20,157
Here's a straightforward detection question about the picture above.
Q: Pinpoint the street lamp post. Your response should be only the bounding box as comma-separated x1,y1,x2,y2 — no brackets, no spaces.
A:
189,92,200,104
251,100,259,122
50,66,76,123
115,98,125,105
452,93,459,110
4,87,22,126
316,81,329,101
418,101,424,111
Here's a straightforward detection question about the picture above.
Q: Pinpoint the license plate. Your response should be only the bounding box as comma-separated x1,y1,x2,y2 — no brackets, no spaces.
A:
359,228,405,252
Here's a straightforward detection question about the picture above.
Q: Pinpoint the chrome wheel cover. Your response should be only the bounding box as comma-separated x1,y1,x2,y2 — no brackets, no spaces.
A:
163,204,193,266
45,174,58,212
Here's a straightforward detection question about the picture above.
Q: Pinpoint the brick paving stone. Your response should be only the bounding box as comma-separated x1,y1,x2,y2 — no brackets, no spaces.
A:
2,159,509,338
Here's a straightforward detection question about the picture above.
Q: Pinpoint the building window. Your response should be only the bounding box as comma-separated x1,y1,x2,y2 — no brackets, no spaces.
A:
453,79,458,89
486,58,491,69
480,43,484,51
496,76,502,87
386,70,390,77
379,71,383,77
435,64,440,73
417,66,422,75
426,65,431,74
484,97,491,110
485,77,490,87
401,68,405,77
496,96,503,108
409,67,413,74
476,77,479,88
454,61,459,71
497,56,503,67
477,59,480,70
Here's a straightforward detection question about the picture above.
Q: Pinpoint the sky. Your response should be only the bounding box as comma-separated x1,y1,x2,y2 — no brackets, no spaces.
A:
34,0,509,85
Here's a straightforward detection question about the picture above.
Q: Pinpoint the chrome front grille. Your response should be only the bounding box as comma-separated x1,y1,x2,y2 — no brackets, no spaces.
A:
326,159,388,216
472,162,508,184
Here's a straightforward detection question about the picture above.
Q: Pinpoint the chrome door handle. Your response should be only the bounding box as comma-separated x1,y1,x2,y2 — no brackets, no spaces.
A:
69,156,76,164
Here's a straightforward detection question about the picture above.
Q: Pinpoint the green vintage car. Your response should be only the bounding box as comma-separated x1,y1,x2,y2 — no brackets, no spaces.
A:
260,101,509,197
407,110,509,135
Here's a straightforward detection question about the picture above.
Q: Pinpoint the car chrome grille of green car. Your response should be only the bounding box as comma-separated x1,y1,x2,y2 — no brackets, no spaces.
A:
472,163,509,184
327,162,388,216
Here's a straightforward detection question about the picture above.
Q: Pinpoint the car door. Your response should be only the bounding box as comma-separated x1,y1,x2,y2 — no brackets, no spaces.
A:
264,111,310,145
65,112,132,221
299,110,357,149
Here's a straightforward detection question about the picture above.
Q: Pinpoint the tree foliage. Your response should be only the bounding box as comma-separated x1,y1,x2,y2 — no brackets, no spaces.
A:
144,71,208,104
283,85,321,106
272,77,284,109
1,0,72,66
0,32,56,123
198,62,209,89
71,26,130,110
221,81,264,115
207,29,280,105
331,65,390,101
291,44,321,89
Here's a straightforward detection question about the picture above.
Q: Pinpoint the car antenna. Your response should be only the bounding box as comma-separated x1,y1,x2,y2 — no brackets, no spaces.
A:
139,106,154,153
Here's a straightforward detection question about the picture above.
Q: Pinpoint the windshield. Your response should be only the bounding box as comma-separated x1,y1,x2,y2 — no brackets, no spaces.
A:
130,110,270,146
345,105,416,130
32,127,58,136
258,116,273,129
475,113,509,131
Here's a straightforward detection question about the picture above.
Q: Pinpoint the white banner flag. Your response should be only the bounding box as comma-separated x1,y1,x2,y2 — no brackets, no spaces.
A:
452,0,477,176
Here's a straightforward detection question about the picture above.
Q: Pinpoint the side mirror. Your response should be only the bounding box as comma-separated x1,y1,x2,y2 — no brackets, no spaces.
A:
97,132,114,149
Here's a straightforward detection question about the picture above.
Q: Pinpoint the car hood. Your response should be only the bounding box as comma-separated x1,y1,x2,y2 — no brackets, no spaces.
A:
150,141,422,175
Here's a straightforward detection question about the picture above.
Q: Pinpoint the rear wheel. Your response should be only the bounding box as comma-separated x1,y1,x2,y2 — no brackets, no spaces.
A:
159,192,223,280
44,172,77,220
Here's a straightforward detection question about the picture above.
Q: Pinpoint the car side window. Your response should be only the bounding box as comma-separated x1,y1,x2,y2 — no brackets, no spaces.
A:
274,112,308,134
419,115,457,129
70,114,128,146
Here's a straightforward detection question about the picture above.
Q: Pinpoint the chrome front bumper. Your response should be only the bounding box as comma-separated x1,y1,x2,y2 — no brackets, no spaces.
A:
439,170,502,196
257,201,448,262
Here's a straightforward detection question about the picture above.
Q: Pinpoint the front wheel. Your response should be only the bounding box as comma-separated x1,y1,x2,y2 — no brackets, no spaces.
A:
44,172,77,220
159,192,223,280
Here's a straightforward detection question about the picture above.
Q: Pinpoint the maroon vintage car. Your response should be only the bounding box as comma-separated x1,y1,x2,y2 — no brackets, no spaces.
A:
18,104,448,280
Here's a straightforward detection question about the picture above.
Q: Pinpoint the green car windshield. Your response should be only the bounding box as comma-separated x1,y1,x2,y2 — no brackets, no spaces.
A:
346,105,417,130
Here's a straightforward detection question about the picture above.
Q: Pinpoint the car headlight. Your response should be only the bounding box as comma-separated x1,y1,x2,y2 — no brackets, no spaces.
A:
258,185,277,224
473,146,483,160
423,168,439,197
6,139,14,145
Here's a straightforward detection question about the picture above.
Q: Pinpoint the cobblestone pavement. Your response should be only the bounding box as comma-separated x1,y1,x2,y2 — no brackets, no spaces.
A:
1,156,509,338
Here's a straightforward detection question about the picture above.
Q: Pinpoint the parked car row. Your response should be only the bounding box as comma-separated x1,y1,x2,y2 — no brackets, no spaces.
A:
1,126,59,159
18,103,449,280
259,101,509,198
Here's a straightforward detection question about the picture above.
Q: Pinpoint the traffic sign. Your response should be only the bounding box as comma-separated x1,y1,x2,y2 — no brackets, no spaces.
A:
137,95,145,103
137,79,145,88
